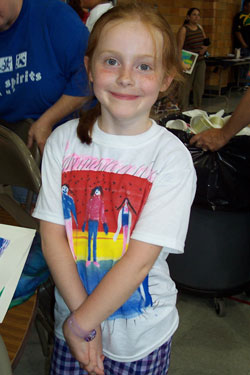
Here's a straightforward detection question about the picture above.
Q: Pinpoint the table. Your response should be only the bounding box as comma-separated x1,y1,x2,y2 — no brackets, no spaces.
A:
205,56,250,95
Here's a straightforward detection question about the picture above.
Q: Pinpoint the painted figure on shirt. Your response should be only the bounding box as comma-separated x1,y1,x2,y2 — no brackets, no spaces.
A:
113,198,136,256
82,186,108,268
62,184,78,259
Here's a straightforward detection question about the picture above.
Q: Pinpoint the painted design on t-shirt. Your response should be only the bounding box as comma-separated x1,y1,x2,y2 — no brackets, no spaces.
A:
0,57,13,73
15,52,27,70
113,198,136,256
82,186,109,268
62,184,78,260
0,52,42,97
62,153,157,320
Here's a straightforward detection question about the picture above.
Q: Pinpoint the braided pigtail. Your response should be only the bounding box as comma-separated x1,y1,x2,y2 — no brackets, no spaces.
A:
77,102,101,144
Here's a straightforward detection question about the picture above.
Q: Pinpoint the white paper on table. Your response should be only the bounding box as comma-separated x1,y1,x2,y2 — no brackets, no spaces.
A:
0,224,36,323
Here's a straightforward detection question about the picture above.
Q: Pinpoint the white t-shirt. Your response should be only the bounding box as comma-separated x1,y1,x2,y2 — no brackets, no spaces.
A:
33,119,196,362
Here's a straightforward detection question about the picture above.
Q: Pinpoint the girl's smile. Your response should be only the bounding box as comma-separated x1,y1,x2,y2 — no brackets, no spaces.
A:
86,20,172,135
110,92,140,100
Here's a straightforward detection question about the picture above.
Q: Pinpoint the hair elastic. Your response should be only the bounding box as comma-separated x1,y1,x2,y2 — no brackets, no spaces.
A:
67,312,96,342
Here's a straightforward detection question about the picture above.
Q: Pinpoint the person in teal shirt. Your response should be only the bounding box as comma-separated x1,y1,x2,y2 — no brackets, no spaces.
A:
0,0,90,153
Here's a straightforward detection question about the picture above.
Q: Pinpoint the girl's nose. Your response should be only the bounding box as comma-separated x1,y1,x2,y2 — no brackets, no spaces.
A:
117,66,134,86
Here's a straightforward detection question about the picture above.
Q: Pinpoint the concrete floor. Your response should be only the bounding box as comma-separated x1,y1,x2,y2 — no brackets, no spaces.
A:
13,290,250,375
12,88,250,375
170,292,250,375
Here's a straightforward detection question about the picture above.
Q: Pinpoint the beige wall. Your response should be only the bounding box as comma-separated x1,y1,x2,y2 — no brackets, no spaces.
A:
119,0,241,55
118,0,243,86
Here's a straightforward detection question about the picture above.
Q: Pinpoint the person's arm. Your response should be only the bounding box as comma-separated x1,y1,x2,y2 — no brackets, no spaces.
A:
40,220,104,375
177,26,186,51
63,239,162,370
27,3,91,154
177,26,190,70
198,25,208,56
27,94,89,153
40,221,87,314
190,88,250,151
233,13,248,48
200,24,207,39
235,31,248,49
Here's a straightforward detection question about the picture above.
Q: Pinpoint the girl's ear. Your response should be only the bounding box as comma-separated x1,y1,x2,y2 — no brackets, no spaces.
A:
84,56,93,82
160,75,173,93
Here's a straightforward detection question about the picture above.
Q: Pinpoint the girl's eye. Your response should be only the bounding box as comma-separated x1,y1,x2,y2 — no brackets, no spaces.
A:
106,58,118,66
138,64,151,71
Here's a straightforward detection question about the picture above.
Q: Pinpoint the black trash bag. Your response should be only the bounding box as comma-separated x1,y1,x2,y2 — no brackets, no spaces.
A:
165,128,193,145
159,113,191,127
167,128,250,212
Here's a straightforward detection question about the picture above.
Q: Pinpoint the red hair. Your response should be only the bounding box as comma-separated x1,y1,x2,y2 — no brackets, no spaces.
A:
77,1,183,144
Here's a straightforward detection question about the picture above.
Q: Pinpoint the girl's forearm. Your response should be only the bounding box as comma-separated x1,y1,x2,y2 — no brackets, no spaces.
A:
40,221,88,311
73,239,162,331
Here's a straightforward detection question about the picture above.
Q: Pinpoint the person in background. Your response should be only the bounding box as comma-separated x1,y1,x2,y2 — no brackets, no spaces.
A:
33,2,196,374
190,87,250,151
82,0,113,32
0,0,90,154
68,0,90,23
233,0,250,88
177,8,208,111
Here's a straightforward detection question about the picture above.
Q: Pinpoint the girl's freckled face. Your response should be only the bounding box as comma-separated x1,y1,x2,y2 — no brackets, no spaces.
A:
87,20,172,133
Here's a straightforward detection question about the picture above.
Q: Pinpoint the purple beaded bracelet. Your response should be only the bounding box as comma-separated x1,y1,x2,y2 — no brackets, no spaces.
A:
67,313,96,342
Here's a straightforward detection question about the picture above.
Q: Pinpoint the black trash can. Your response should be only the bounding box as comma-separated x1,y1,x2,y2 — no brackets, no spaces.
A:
166,128,250,315
168,205,250,294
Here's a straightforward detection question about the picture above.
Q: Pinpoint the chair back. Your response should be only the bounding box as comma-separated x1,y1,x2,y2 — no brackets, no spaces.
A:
0,125,41,230
0,125,41,193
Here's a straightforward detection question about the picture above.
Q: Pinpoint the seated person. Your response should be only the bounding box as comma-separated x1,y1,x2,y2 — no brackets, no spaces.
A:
233,0,250,86
0,0,91,153
0,0,91,303
68,0,90,23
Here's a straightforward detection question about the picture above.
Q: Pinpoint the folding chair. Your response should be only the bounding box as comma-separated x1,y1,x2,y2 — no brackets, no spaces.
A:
0,124,41,229
0,334,12,375
0,124,54,374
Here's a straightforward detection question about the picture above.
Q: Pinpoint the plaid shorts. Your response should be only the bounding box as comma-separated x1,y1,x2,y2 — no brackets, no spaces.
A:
50,336,172,375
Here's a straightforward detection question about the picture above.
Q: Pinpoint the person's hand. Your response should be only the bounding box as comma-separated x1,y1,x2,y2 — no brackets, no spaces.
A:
199,46,207,56
27,119,53,154
182,62,191,71
189,128,228,152
63,320,104,375
83,327,105,375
